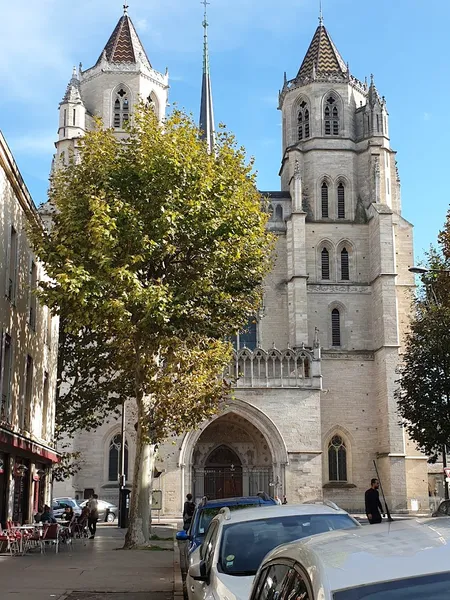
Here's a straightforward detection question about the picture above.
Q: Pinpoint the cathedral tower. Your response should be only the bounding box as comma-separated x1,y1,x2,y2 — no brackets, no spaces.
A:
54,6,169,165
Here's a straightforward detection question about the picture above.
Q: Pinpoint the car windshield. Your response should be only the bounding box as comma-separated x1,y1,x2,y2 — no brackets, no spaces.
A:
198,504,260,535
220,514,357,576
333,571,450,599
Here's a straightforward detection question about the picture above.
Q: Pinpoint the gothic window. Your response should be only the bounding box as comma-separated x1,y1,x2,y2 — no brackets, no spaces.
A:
113,88,130,129
297,101,310,141
324,96,339,136
321,182,329,218
232,318,257,350
328,435,347,481
337,183,345,219
331,309,341,346
341,248,349,281
108,434,129,482
321,248,330,280
275,204,283,220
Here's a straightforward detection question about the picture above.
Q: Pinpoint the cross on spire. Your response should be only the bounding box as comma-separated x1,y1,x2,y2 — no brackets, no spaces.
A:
319,0,323,25
201,0,210,25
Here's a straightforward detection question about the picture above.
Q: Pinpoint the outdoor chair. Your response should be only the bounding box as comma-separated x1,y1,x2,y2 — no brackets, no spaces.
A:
41,523,59,553
0,525,19,556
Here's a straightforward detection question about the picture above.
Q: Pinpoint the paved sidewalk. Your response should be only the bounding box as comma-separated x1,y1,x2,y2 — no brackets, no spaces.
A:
0,523,177,600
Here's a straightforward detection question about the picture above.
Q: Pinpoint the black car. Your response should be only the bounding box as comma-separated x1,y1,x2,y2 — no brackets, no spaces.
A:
80,499,118,522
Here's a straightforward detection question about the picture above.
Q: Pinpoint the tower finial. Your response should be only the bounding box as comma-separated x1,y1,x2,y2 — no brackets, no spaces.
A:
201,0,210,73
319,0,323,25
123,3,129,15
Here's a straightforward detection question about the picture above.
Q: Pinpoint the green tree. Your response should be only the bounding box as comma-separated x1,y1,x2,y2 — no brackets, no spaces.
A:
31,105,274,547
396,209,450,463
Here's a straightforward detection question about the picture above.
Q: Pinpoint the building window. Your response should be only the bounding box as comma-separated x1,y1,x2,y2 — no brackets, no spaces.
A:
108,434,129,482
324,96,339,136
113,88,130,129
331,309,341,346
0,334,13,422
337,183,345,219
23,355,33,431
328,435,347,481
321,182,329,218
298,101,310,141
73,109,76,126
275,205,283,220
321,248,330,280
42,372,49,439
341,248,349,281
29,260,37,330
6,226,18,303
232,318,258,351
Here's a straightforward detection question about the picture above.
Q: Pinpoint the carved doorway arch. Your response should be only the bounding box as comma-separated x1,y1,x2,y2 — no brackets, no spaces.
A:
204,445,243,499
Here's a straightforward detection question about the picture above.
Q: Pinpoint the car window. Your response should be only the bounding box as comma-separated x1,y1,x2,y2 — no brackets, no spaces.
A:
220,513,357,576
255,564,291,600
439,501,450,515
198,504,265,535
52,502,60,510
284,568,311,600
200,522,219,573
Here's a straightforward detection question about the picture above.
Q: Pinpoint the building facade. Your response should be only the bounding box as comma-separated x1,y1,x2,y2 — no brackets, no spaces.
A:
0,132,59,526
53,10,429,514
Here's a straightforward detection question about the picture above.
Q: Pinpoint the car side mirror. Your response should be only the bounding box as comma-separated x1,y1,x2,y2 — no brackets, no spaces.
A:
176,530,190,541
188,560,208,582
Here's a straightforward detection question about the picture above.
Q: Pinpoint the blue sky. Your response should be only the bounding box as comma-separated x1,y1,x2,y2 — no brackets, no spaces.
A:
1,0,448,259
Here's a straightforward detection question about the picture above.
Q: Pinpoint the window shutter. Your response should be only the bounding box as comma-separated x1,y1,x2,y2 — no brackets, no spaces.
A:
321,248,330,280
341,248,349,280
321,183,329,218
332,309,341,346
337,183,345,219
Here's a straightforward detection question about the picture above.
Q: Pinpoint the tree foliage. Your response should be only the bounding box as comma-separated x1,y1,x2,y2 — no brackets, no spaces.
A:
31,105,274,546
396,209,450,462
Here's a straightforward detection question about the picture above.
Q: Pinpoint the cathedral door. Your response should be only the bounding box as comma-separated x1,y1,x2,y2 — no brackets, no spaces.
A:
204,446,243,499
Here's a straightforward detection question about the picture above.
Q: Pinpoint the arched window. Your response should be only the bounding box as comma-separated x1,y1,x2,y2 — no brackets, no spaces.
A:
321,182,329,218
321,248,330,280
113,87,130,129
298,101,310,141
324,96,339,136
337,183,345,219
275,205,283,220
232,317,257,350
108,434,128,482
328,435,347,481
341,248,349,281
331,309,341,346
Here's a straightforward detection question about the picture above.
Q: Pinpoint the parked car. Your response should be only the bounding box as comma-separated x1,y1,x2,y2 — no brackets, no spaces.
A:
432,499,450,516
79,499,118,522
52,497,82,518
186,503,359,600
249,517,450,600
176,494,277,572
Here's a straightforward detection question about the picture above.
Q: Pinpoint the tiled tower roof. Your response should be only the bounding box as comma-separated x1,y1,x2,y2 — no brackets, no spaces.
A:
95,13,152,69
297,23,347,80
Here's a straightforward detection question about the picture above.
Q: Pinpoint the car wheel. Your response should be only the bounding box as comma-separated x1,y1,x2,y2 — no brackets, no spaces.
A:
107,512,115,523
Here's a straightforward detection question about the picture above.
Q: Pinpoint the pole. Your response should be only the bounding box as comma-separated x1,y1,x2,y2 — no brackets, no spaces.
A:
118,400,126,528
443,446,449,500
373,459,393,522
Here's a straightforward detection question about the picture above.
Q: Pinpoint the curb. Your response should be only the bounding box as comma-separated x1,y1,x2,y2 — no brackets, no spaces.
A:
173,540,184,600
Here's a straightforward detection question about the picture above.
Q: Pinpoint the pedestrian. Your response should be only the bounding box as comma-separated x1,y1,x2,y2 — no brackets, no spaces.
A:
275,496,282,505
365,478,383,524
282,495,288,505
88,494,99,539
183,493,196,532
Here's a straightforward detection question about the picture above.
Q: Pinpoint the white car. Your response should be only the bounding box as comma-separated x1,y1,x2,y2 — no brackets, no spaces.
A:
186,503,359,600
249,517,450,599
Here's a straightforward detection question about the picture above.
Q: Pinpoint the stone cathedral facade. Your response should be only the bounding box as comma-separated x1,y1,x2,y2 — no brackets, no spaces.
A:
52,10,429,514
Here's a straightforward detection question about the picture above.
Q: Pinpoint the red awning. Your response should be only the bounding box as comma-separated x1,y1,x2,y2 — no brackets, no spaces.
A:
0,427,60,463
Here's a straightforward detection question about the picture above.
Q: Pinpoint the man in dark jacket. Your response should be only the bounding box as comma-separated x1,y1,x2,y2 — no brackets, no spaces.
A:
183,493,196,531
365,478,383,524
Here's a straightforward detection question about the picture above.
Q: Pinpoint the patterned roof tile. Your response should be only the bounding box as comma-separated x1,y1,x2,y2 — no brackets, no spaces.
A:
297,25,347,80
96,15,152,69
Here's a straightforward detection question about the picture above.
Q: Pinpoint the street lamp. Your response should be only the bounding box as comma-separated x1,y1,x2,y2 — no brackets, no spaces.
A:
409,265,450,500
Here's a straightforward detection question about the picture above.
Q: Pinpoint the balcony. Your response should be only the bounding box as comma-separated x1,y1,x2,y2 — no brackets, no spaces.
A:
227,345,322,389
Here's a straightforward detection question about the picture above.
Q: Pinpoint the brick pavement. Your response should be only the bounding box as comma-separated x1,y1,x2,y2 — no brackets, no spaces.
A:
0,524,178,600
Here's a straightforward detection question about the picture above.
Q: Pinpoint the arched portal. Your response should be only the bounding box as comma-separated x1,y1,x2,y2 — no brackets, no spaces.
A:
191,412,275,500
204,445,243,499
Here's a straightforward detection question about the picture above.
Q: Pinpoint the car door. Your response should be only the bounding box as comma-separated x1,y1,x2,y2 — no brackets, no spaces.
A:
188,521,220,600
252,563,292,600
283,565,313,600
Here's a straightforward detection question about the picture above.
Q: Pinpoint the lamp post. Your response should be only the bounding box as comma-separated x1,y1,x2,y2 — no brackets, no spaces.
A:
409,265,450,500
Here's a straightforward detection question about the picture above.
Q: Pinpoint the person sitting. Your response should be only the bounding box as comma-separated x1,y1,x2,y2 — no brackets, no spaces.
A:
63,506,74,522
34,509,42,523
40,505,57,523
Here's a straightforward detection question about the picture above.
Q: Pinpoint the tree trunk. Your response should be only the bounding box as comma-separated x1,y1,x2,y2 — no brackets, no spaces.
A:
124,395,155,548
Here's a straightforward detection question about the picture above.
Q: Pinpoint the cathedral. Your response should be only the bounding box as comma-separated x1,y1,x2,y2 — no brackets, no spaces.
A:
52,7,429,514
